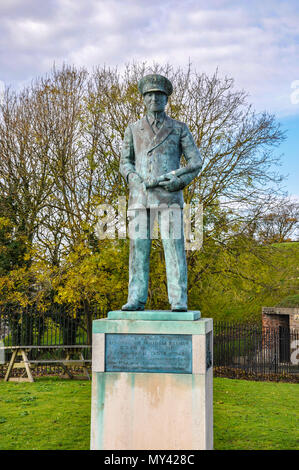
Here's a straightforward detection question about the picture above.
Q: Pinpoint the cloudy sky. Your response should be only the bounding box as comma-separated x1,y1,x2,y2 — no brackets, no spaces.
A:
0,0,298,194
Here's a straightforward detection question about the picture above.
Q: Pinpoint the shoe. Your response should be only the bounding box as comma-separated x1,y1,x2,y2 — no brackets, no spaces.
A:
121,301,145,311
171,304,187,312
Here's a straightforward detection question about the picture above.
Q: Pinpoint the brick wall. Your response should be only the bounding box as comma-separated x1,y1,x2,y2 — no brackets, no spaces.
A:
262,307,299,331
262,312,289,330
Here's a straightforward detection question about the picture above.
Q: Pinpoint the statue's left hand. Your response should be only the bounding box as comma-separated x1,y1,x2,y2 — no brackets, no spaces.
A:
158,174,183,192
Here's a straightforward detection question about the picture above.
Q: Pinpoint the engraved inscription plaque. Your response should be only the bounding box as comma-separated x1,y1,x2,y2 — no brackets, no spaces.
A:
105,334,192,374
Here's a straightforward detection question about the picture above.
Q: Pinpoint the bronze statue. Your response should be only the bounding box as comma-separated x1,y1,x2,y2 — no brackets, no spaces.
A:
120,74,202,311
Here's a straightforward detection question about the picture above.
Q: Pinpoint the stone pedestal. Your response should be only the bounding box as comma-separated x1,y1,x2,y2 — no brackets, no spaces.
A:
90,311,213,450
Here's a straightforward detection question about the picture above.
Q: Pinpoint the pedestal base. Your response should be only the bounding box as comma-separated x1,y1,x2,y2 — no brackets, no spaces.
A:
91,311,213,450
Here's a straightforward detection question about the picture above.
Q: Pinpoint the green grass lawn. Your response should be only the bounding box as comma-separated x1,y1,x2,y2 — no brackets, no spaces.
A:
213,378,299,450
0,377,298,450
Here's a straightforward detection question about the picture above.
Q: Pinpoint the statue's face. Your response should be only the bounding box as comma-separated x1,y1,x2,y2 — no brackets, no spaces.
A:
143,91,168,113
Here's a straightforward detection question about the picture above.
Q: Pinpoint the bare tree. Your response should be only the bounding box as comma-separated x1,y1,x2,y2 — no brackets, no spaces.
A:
0,62,286,268
0,86,54,250
254,199,299,244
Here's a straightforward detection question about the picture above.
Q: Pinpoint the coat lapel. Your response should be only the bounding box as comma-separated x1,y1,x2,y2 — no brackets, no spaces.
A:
140,116,155,139
149,116,173,152
140,116,174,152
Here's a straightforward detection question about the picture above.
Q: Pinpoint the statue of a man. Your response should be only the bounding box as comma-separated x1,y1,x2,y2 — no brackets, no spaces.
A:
120,74,202,312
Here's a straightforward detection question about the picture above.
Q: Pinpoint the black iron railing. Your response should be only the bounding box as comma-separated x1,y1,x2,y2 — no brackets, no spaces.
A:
214,321,299,378
0,305,298,380
0,302,105,347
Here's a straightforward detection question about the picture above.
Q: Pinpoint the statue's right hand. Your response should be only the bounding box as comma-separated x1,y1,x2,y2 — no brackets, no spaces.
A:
128,172,143,186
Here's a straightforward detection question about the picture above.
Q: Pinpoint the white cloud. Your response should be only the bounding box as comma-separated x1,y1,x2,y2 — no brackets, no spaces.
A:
0,80,5,105
0,0,298,116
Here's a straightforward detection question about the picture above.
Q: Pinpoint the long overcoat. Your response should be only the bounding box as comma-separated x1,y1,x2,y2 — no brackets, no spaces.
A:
120,115,202,209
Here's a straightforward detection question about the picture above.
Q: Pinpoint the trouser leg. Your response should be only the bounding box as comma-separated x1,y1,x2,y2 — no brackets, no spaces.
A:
127,209,151,305
160,208,187,308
